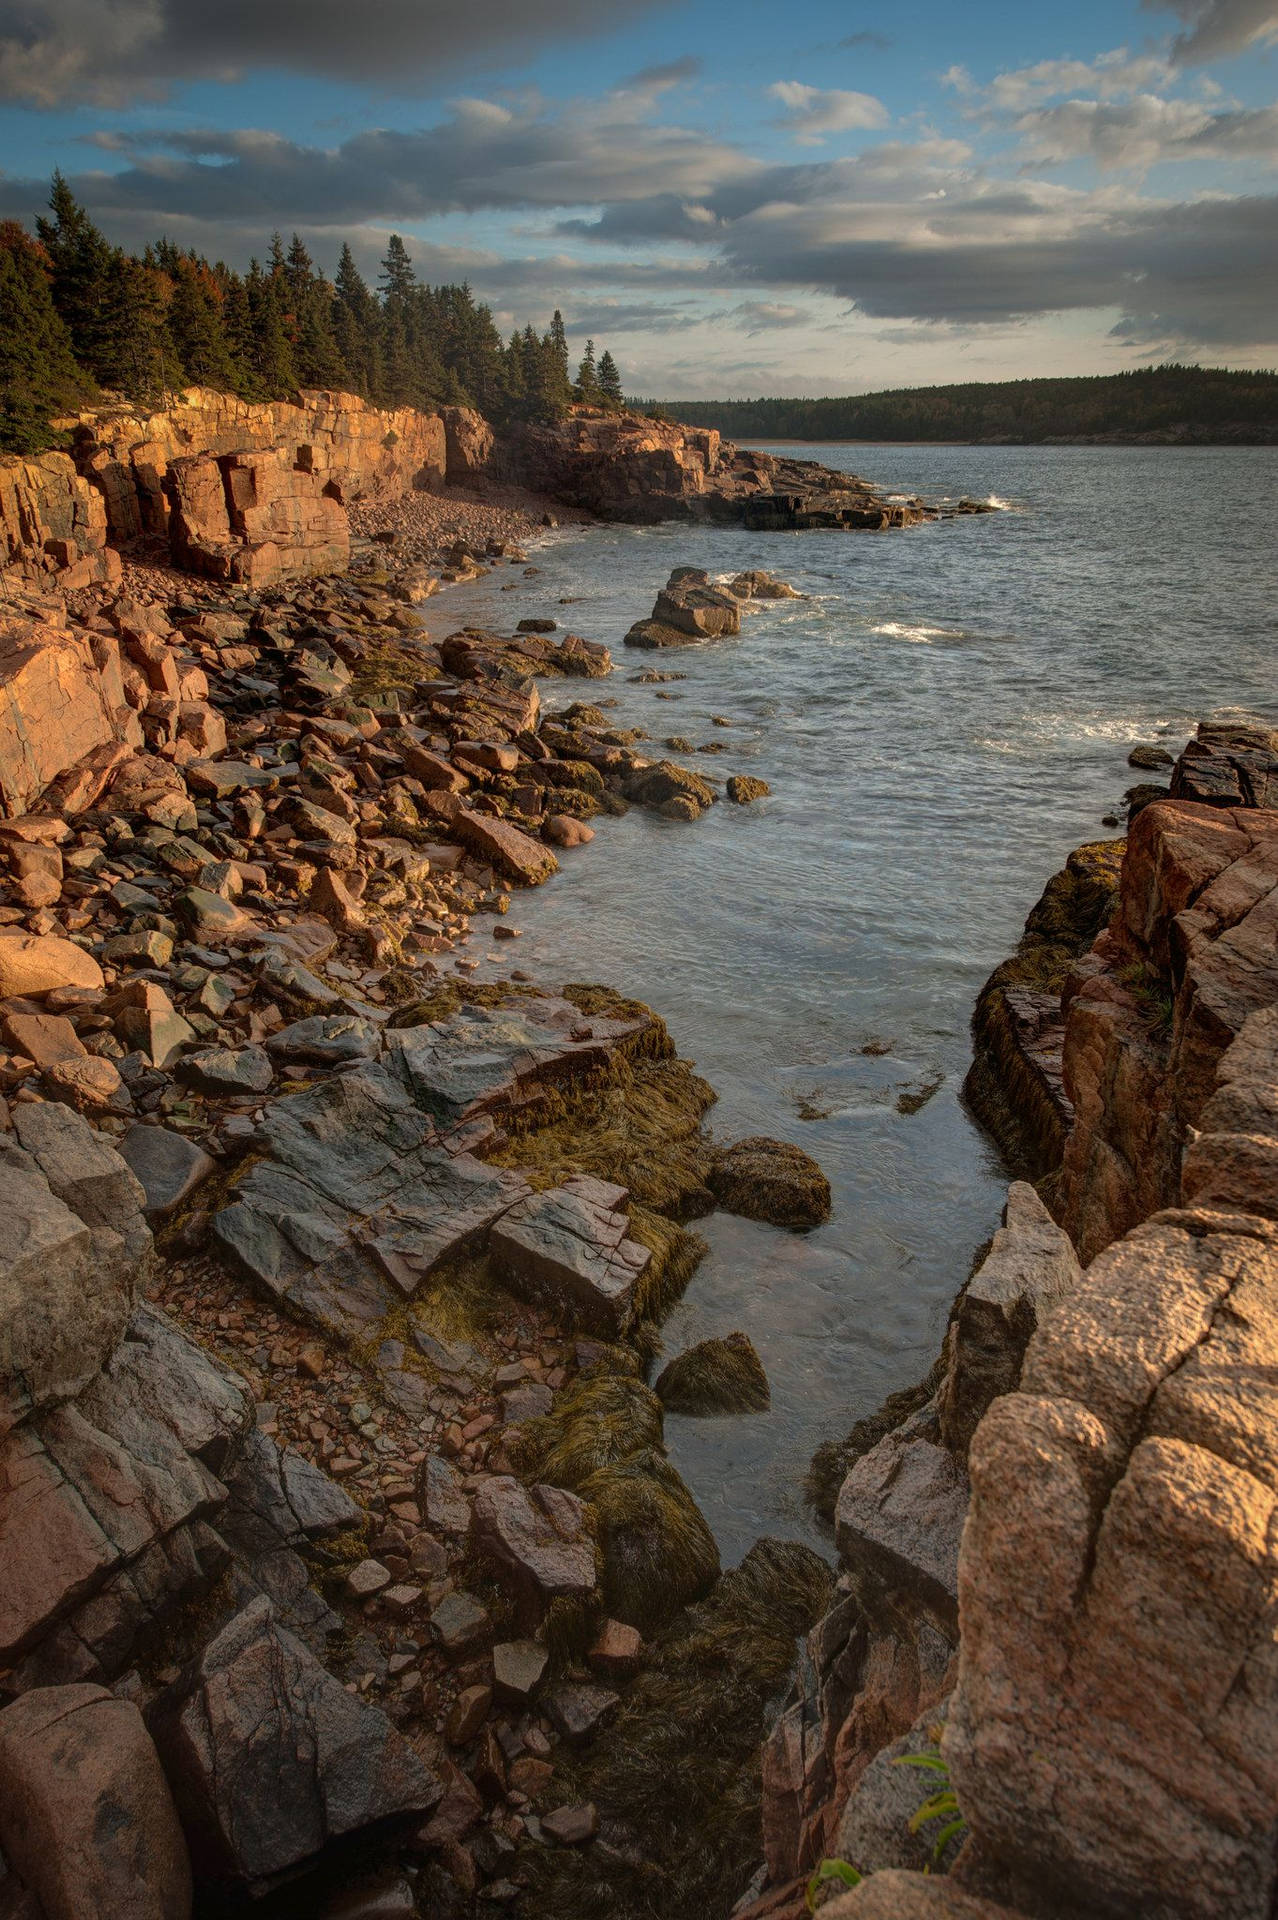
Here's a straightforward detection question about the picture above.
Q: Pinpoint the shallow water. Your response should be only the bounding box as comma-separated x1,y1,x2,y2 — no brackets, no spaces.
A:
439,443,1278,1562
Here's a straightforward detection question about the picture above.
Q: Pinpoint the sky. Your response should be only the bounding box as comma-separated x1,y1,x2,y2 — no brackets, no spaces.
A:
0,0,1275,396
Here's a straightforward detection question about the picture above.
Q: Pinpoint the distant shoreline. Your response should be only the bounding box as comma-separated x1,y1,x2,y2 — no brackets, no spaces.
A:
735,434,1278,449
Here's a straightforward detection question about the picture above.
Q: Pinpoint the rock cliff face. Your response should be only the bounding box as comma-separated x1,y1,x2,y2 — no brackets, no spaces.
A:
0,452,120,593
487,408,927,528
750,797,1278,1920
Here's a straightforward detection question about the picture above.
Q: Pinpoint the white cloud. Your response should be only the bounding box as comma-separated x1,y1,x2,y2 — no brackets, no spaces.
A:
1150,0,1278,63
769,81,891,144
1014,93,1278,168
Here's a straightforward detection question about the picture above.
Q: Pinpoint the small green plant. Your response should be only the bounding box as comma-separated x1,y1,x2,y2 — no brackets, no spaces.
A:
894,1749,969,1867
805,1859,862,1911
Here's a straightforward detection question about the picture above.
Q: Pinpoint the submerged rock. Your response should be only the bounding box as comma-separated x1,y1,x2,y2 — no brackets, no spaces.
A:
726,774,770,804
709,1135,832,1228
654,1331,771,1415
620,759,715,821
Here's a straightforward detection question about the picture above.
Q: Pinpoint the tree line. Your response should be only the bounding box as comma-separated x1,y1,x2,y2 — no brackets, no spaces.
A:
652,366,1278,445
0,173,627,452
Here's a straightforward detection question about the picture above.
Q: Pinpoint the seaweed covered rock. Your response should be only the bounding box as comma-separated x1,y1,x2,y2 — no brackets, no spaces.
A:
710,1136,832,1229
655,1331,771,1415
727,775,770,804
510,1372,665,1489
621,760,716,821
578,1447,720,1634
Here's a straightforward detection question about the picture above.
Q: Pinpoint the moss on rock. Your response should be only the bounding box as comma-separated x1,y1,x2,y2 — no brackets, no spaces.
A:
709,1135,832,1229
654,1332,771,1415
578,1447,720,1635
510,1372,666,1489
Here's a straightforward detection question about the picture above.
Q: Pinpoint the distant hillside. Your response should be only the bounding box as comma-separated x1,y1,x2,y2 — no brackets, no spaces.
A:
651,366,1278,446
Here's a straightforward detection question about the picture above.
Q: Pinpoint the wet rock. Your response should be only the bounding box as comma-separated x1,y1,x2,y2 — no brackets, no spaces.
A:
471,1476,597,1620
0,1682,192,1920
728,570,802,600
709,1136,832,1228
118,1125,216,1219
936,1182,1080,1457
149,1596,439,1891
489,1176,649,1335
1128,743,1175,770
545,814,595,848
452,810,559,886
621,759,715,821
579,1447,720,1634
726,775,770,804
654,1331,771,1415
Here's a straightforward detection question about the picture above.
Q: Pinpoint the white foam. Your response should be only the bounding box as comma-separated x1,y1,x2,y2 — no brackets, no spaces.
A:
872,620,967,645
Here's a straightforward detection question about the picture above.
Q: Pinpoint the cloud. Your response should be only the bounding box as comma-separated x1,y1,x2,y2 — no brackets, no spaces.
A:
969,48,1176,112
769,81,891,144
837,32,892,51
0,0,671,107
1150,0,1278,63
616,55,702,94
1013,94,1278,168
726,300,809,332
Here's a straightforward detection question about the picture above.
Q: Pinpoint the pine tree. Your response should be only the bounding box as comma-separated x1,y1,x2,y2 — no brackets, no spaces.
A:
545,309,573,415
333,243,381,397
597,349,624,410
0,222,92,450
166,256,237,391
575,339,599,405
246,258,298,395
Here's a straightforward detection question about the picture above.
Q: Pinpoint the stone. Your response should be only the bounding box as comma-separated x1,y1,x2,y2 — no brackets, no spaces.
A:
0,1682,192,1920
0,932,103,998
106,982,196,1071
649,575,742,641
1128,743,1175,770
266,1014,379,1065
2,1011,85,1070
149,1597,439,1889
946,1206,1278,1920
492,1638,549,1705
936,1181,1080,1457
543,1680,619,1746
429,1590,491,1654
0,1138,137,1433
118,1126,216,1218
541,1802,599,1845
488,1176,650,1335
346,1558,392,1599
710,1136,832,1228
471,1476,597,1619
654,1331,771,1415
544,814,595,848
310,865,366,932
621,759,715,821
587,1618,643,1676
728,569,802,600
445,1684,492,1746
175,886,253,944
833,1704,963,1880
423,1453,472,1534
180,1045,273,1096
452,810,559,886
726,775,770,804
817,1874,1019,1919
836,1419,970,1625
101,930,174,969
0,614,123,817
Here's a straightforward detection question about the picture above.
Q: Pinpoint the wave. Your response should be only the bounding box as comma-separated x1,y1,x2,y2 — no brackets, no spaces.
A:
871,620,968,645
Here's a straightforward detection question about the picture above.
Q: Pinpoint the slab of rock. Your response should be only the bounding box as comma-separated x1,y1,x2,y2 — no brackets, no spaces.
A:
543,1680,619,1746
0,1682,192,1920
709,1136,832,1228
488,1176,649,1334
0,931,103,998
429,1590,491,1655
422,1453,472,1534
149,1597,439,1890
119,1126,216,1219
936,1181,1080,1457
180,1044,273,1096
452,809,559,886
471,1476,596,1619
492,1638,549,1705
836,1418,969,1626
266,1013,380,1065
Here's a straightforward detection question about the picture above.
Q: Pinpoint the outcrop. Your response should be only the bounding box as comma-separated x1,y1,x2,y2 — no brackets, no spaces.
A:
743,775,1278,1920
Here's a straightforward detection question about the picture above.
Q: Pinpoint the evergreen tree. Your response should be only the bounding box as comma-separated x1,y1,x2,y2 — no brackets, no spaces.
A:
246,257,298,395
597,349,624,410
0,223,92,450
575,338,599,405
166,255,237,391
544,308,573,415
333,243,381,397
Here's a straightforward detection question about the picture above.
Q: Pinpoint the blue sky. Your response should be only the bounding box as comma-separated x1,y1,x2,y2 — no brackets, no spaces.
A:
0,0,1274,395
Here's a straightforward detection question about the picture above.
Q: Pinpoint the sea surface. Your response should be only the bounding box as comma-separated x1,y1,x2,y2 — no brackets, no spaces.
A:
438,443,1278,1563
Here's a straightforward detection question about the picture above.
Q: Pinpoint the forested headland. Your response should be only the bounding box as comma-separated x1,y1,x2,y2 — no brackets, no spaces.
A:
653,366,1278,445
0,174,626,452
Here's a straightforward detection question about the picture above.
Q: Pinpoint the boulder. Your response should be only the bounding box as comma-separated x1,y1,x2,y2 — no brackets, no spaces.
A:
489,1176,650,1334
452,809,559,885
654,1331,771,1415
0,614,125,816
0,1683,192,1920
836,1418,970,1626
726,775,770,804
118,1126,216,1219
936,1182,1080,1457
149,1596,439,1891
621,759,715,821
578,1447,720,1634
650,574,742,641
0,931,103,998
471,1476,597,1620
710,1136,832,1228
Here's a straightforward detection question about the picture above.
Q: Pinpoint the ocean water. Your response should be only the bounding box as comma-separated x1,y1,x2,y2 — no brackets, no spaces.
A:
439,443,1278,1562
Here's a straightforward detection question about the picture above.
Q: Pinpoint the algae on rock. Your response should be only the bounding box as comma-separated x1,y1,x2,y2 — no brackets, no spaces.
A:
655,1331,771,1415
